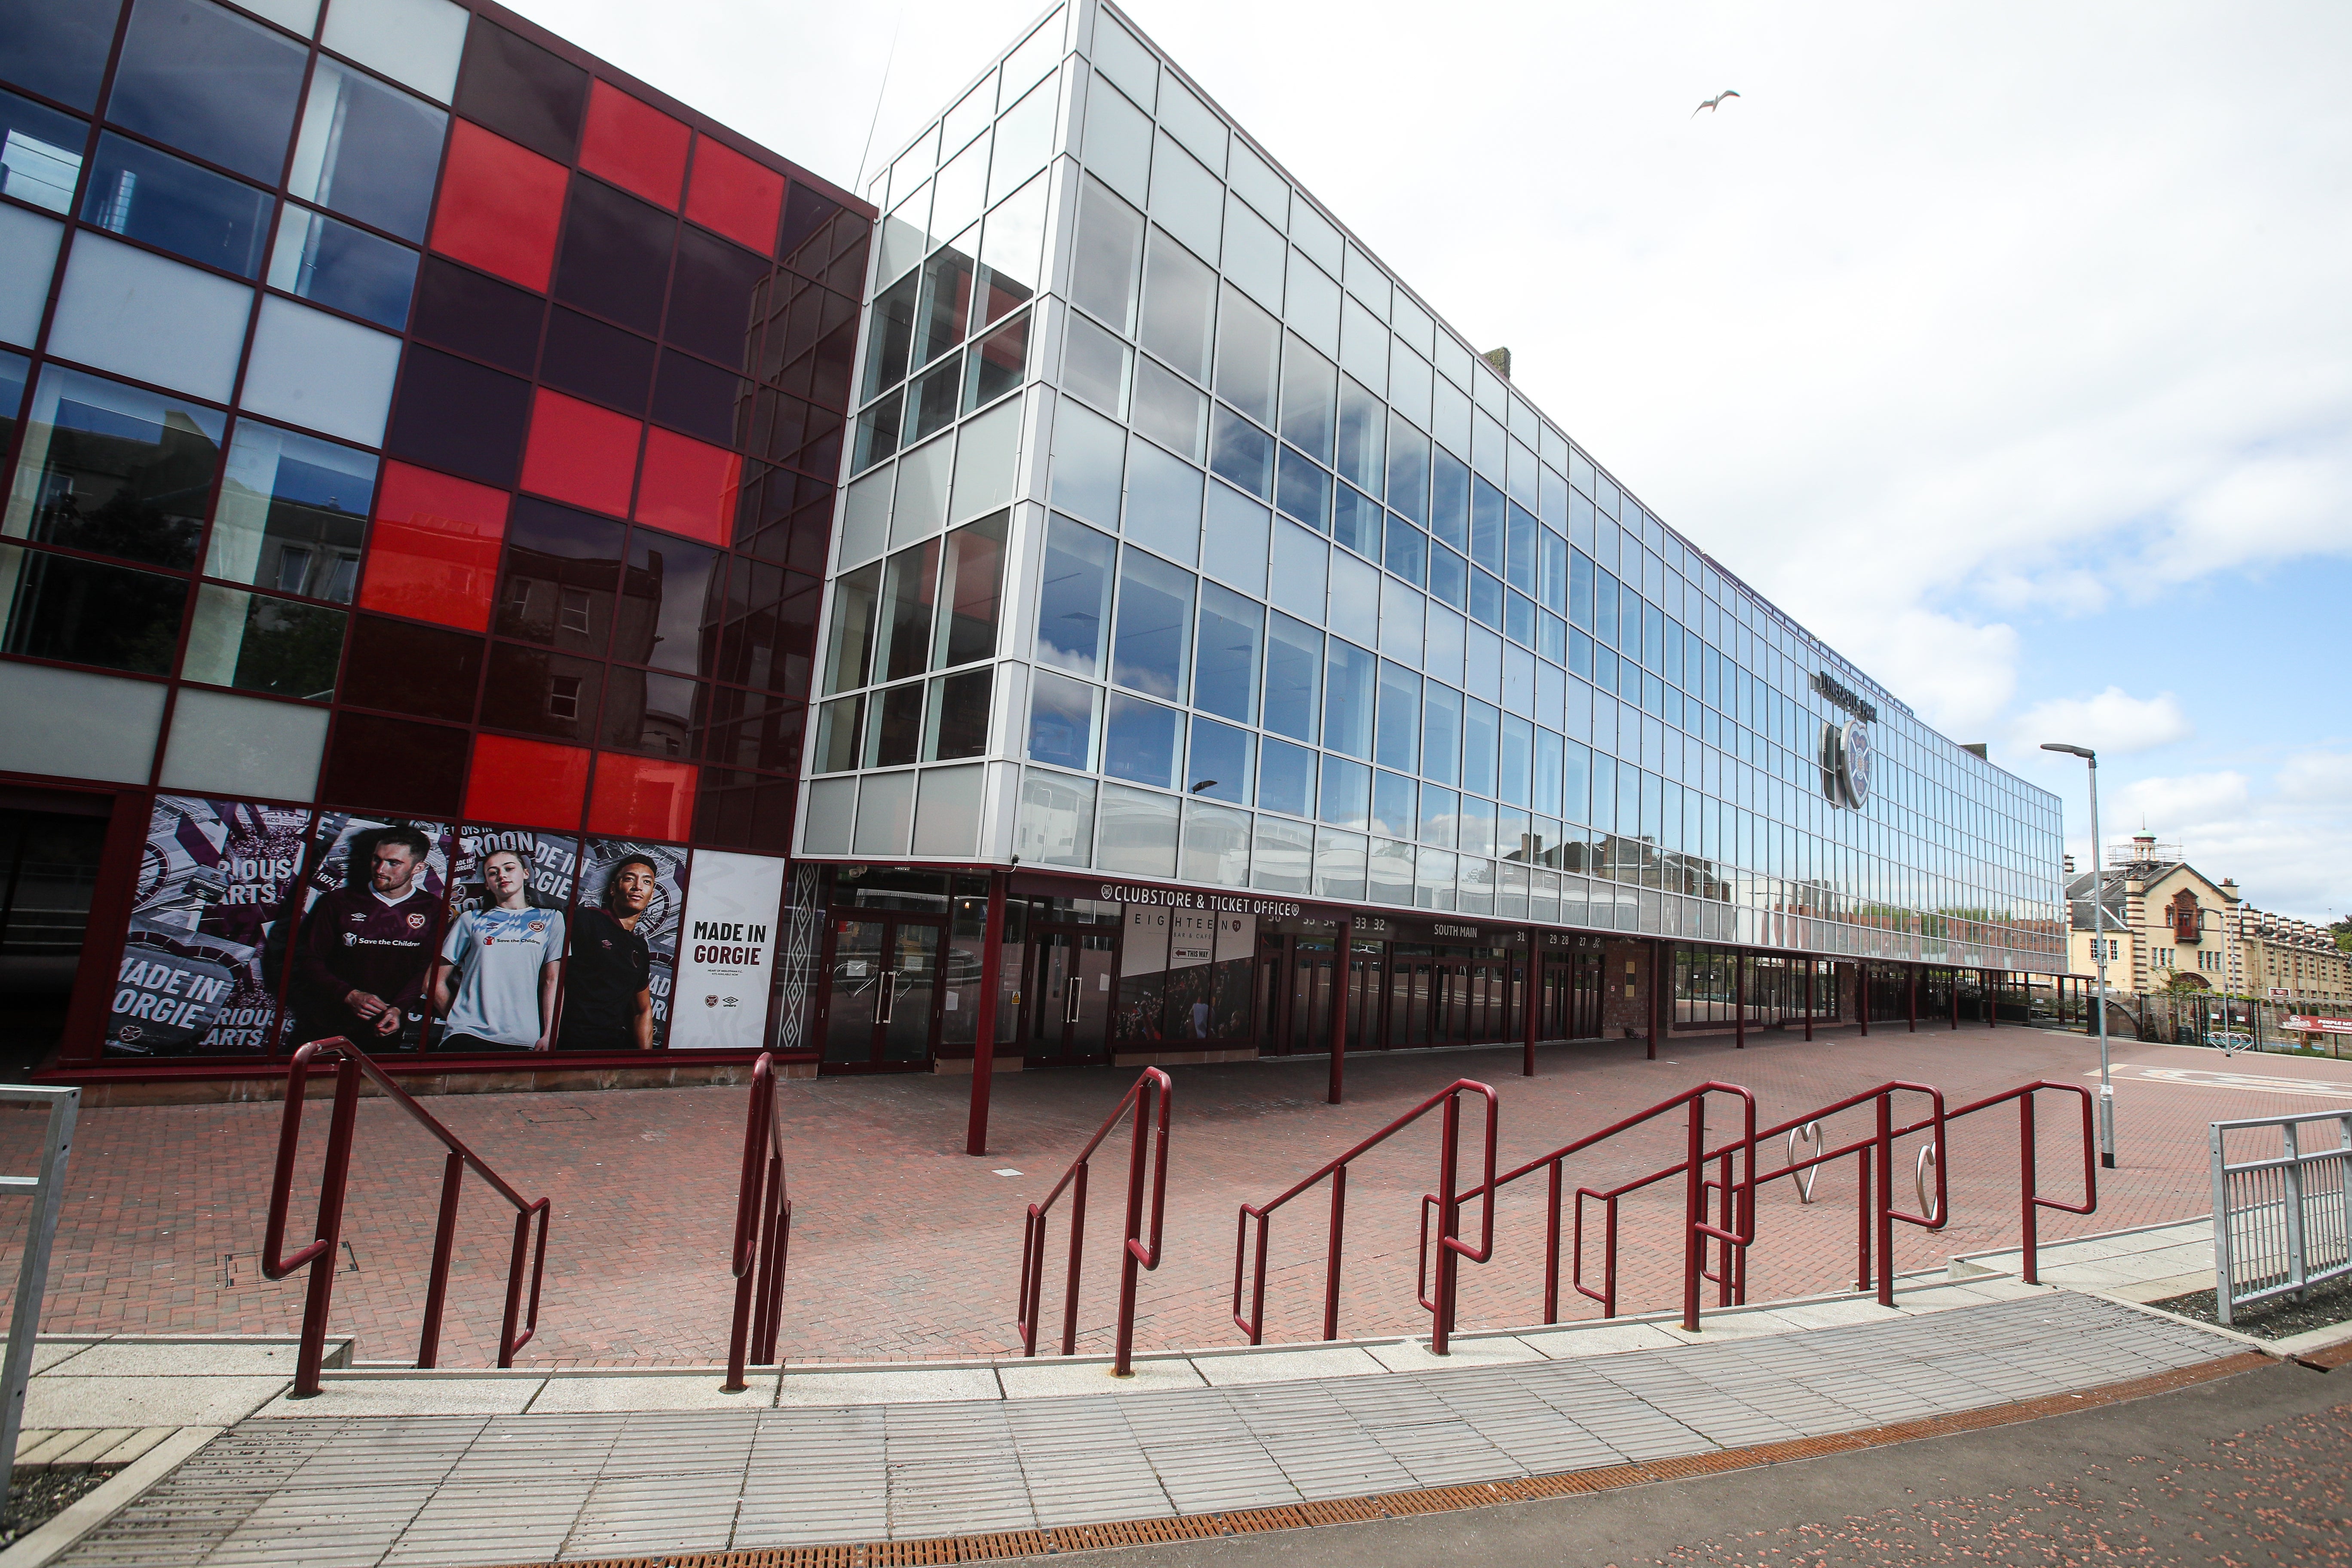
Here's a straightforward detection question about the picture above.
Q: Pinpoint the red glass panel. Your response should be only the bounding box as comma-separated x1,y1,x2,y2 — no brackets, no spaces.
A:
634,427,741,548
358,461,511,631
684,137,783,254
429,119,568,292
579,80,689,209
521,389,641,516
587,753,696,840
465,732,590,830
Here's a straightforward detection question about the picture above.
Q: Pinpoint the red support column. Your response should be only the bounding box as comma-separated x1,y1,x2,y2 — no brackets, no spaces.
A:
1522,929,1539,1078
1860,965,1870,1036
1734,950,1746,1050
1951,969,1960,1031
1804,960,1814,1041
1986,970,1997,1028
1908,965,1917,1032
1648,940,1662,1059
964,872,1008,1156
1327,914,1354,1105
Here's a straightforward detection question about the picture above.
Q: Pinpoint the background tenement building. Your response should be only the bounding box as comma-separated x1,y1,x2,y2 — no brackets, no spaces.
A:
0,0,2070,1094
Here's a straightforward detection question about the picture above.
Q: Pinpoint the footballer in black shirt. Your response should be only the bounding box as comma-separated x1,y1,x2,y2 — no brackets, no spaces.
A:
556,855,657,1051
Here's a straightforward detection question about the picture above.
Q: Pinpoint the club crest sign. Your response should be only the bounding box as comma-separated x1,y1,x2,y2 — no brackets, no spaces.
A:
1820,719,1874,809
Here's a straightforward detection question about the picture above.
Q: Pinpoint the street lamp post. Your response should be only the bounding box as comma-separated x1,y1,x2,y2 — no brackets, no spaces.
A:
2043,742,2116,1168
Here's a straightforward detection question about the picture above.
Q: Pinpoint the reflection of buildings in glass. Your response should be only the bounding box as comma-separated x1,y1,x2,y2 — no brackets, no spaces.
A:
29,407,219,568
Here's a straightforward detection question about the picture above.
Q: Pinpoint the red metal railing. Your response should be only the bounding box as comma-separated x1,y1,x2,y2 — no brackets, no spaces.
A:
1016,1068,1172,1377
1234,1078,1499,1354
1746,1079,2095,1298
262,1038,550,1397
1447,1081,1757,1333
723,1051,792,1392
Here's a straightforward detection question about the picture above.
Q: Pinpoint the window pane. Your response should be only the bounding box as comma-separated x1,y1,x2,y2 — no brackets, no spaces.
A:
240,296,400,446
861,269,919,402
1208,405,1272,500
1427,542,1467,610
493,497,624,655
1430,446,1469,551
0,541,186,673
598,666,700,758
286,60,447,242
1462,695,1499,797
861,678,924,767
2,0,122,112
80,132,272,276
925,666,990,760
1102,692,1179,789
1384,512,1425,588
978,172,1046,322
1375,658,1419,773
914,245,974,368
5,364,224,570
1335,376,1383,495
823,561,879,693
1212,283,1277,426
1138,227,1214,383
1421,682,1461,784
1262,609,1319,742
1062,309,1130,416
1279,335,1335,462
1257,735,1315,817
873,536,940,683
1332,482,1379,559
933,508,1005,668
1186,715,1251,804
1370,768,1415,840
267,205,417,329
1322,637,1374,760
181,582,344,698
962,309,1027,412
1070,176,1143,333
1026,668,1097,770
1276,446,1329,533
1200,478,1268,597
0,88,87,213
107,0,306,181
554,178,675,335
1111,546,1192,699
207,420,373,600
1035,512,1113,676
902,352,961,444
814,693,862,771
1191,581,1260,723
1130,355,1205,461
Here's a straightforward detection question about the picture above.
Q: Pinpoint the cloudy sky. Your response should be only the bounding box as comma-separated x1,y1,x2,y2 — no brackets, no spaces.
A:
518,0,2351,925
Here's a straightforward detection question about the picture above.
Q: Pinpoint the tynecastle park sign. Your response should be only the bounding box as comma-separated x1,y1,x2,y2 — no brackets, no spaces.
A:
1810,671,1879,723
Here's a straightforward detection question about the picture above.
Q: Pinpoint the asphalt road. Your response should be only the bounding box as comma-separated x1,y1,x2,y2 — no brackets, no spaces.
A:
1026,1359,2352,1567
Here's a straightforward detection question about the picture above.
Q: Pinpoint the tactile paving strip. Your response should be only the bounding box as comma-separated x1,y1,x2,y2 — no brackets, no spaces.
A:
487,1351,2272,1568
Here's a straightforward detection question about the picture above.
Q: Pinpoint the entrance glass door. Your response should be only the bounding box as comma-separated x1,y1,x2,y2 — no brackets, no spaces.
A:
823,916,944,1071
1027,925,1113,1065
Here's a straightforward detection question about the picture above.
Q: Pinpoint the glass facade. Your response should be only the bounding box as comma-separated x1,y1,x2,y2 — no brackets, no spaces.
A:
802,0,2065,987
0,0,866,1068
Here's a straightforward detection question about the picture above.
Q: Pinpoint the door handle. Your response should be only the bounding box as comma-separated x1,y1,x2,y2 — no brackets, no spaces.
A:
1064,974,1081,1023
877,970,897,1024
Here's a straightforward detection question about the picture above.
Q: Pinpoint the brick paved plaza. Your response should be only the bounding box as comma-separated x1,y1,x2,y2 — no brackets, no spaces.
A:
6,1026,2348,1368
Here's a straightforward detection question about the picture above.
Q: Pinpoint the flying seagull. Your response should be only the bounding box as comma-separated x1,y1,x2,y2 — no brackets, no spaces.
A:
1693,89,1740,116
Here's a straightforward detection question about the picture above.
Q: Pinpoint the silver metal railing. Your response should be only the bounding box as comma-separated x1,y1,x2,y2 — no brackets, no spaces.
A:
0,1086,80,1503
2210,1109,2352,1326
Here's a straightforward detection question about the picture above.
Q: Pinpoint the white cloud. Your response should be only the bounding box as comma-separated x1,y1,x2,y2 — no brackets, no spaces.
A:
2012,688,2194,757
2079,761,2350,923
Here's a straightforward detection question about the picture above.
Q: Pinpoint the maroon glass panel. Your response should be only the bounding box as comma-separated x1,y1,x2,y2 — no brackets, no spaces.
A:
600,666,702,757
319,712,469,817
693,765,753,847
340,614,485,722
384,347,532,489
650,349,741,446
539,306,655,415
480,641,603,743
552,177,675,336
493,497,625,654
412,257,545,375
617,527,719,675
665,227,767,367
453,17,588,163
760,277,857,407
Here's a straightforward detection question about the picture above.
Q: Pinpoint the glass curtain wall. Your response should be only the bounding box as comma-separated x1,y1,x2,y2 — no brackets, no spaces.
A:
799,0,2066,981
